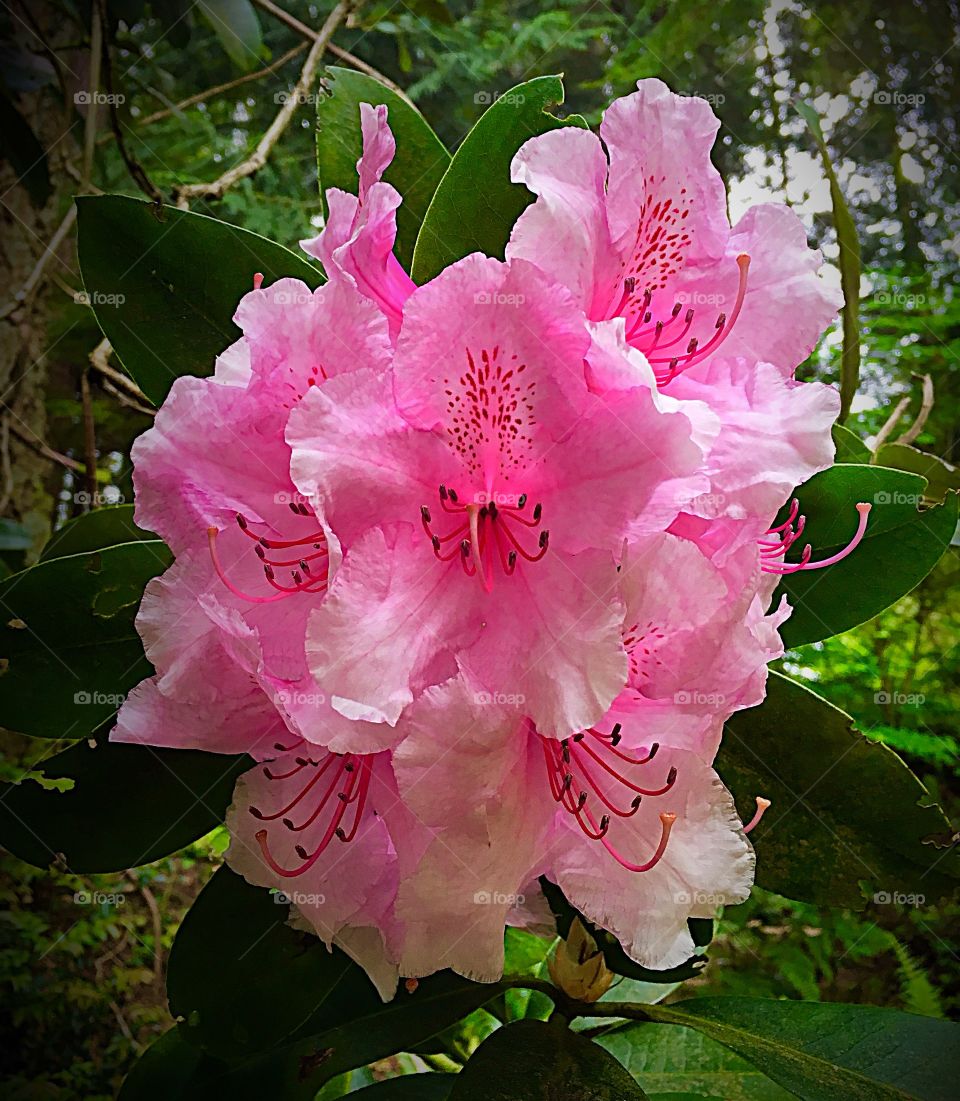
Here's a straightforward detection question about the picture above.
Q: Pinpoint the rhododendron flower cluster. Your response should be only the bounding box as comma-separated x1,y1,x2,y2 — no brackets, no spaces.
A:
115,80,868,999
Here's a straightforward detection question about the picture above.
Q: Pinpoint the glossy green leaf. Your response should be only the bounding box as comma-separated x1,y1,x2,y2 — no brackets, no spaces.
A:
168,865,386,1059
169,866,505,1075
349,1075,455,1099
644,997,960,1101
198,0,263,70
795,99,861,422
411,76,586,283
118,1027,215,1100
76,195,322,405
0,741,248,872
449,1019,648,1099
0,542,171,739
539,877,712,984
39,506,156,562
317,67,450,268
598,1021,792,1100
831,423,870,464
719,672,958,908
774,464,957,646
874,443,960,506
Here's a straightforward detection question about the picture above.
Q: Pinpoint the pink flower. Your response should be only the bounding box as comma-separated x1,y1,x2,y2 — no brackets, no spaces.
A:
301,103,414,339
505,80,851,562
286,253,706,740
506,78,841,384
113,275,408,992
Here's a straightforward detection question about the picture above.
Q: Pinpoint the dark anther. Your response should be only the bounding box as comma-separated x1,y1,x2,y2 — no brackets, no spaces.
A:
561,773,573,792
344,762,355,772
292,571,302,584
259,536,270,547
507,550,517,568
448,488,459,503
236,513,247,529
532,502,542,522
577,791,588,809
716,313,726,328
671,302,682,317
338,791,349,801
264,565,276,580
648,743,660,759
439,484,448,500
686,338,698,354
460,540,471,556
631,795,642,810
518,493,527,508
539,530,550,549
421,505,432,523
288,501,299,514
561,741,570,764
249,806,265,819
294,756,309,766
479,505,488,519
255,545,266,559
488,500,498,519
300,560,310,573
573,732,585,742
282,817,295,829
295,845,308,859
599,814,611,833
667,766,678,785
685,308,694,323
335,827,347,841
432,535,441,552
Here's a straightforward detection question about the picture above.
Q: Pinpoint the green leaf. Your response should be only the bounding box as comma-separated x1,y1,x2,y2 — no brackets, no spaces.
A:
874,443,960,506
317,67,450,269
795,100,861,423
643,997,960,1101
411,76,585,283
119,1027,215,1100
449,1019,648,1099
539,877,711,984
0,741,248,872
718,672,957,908
348,1075,455,1099
831,424,870,464
169,866,505,1079
0,542,171,739
75,195,322,406
38,506,155,561
198,0,264,70
774,464,957,646
598,1021,793,1100
168,865,386,1059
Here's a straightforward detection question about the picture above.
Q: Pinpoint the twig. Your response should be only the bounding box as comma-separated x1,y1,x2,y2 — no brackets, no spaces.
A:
7,418,88,473
173,1,351,205
0,205,77,320
89,338,152,403
895,373,934,447
871,395,912,459
135,42,308,127
96,0,163,204
249,0,408,99
82,0,102,188
138,880,164,986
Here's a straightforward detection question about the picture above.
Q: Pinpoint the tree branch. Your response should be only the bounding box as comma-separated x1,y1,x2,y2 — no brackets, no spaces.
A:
871,395,911,459
895,372,934,446
173,0,351,205
250,0,409,99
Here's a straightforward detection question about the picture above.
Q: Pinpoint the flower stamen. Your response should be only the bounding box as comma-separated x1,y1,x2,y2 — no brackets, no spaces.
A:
760,501,871,574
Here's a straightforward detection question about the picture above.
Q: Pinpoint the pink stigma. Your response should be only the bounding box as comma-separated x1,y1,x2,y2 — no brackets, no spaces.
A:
615,254,750,386
760,501,871,575
207,509,329,603
253,749,373,877
540,723,677,873
253,272,264,290
420,486,549,593
743,796,770,835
